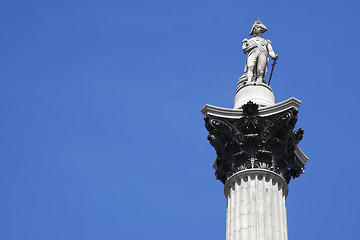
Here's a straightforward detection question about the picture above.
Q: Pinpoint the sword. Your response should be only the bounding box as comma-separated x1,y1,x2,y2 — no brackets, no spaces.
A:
268,56,278,86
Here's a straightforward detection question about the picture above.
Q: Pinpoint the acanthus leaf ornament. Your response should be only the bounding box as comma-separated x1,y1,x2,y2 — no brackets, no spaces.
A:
204,102,305,184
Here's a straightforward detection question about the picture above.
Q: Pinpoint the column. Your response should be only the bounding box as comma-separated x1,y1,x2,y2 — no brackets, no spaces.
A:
224,169,288,240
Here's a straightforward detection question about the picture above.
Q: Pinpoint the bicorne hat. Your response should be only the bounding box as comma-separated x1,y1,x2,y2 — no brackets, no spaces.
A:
249,19,268,35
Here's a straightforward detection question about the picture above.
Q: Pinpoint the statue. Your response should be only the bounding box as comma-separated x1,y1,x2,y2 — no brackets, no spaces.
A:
239,20,278,84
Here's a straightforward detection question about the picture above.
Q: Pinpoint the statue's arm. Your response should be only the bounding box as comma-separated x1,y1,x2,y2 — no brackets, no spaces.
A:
242,39,248,54
267,41,278,60
242,39,255,54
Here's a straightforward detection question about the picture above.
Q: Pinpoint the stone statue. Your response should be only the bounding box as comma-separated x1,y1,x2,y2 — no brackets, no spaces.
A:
239,20,278,84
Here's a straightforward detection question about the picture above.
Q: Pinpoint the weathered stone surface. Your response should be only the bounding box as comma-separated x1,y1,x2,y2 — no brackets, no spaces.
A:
204,101,305,184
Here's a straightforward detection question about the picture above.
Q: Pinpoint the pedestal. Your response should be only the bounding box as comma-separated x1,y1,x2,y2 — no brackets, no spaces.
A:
234,82,275,109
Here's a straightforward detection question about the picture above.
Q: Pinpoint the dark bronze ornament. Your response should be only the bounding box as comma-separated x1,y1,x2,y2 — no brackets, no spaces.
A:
204,101,304,184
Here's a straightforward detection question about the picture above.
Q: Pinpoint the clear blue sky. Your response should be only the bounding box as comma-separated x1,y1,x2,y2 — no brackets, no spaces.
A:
0,0,359,239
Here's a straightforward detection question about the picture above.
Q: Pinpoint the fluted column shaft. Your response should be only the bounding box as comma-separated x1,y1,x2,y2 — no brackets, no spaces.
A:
224,169,288,240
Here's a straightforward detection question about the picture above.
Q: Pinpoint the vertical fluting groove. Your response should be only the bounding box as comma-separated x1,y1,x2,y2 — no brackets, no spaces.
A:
248,175,253,239
228,184,232,240
255,175,259,240
257,176,265,240
229,184,233,240
234,178,240,240
283,194,288,240
272,179,280,240
238,177,242,240
262,176,266,240
240,177,246,240
242,176,249,240
249,175,256,239
230,182,236,240
254,176,258,240
276,182,282,240
250,175,256,240
226,185,230,240
246,176,249,240
229,182,233,240
271,179,277,240
270,179,275,240
265,177,272,240
278,185,285,240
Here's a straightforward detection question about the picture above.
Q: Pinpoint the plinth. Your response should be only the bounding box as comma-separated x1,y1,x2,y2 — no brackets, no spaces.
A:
201,98,308,240
234,81,275,108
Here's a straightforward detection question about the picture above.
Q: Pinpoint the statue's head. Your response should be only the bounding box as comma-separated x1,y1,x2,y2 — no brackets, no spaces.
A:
249,19,268,36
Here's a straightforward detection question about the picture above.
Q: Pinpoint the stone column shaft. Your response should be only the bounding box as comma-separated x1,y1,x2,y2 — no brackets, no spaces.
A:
224,170,288,240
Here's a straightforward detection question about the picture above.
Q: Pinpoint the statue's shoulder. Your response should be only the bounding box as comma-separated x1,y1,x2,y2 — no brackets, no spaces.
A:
245,37,257,43
249,37,268,42
257,37,269,43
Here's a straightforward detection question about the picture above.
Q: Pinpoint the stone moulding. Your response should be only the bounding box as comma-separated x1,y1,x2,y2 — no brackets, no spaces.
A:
201,97,301,119
294,145,308,165
202,99,308,184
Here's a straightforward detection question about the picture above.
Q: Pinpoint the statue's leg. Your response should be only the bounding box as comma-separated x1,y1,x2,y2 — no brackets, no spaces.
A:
256,54,267,83
246,54,257,82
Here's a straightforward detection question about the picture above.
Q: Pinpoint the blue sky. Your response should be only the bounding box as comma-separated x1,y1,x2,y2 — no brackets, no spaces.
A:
0,0,359,239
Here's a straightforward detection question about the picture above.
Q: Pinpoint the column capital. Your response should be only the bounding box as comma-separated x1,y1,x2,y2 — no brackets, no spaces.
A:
204,101,307,184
